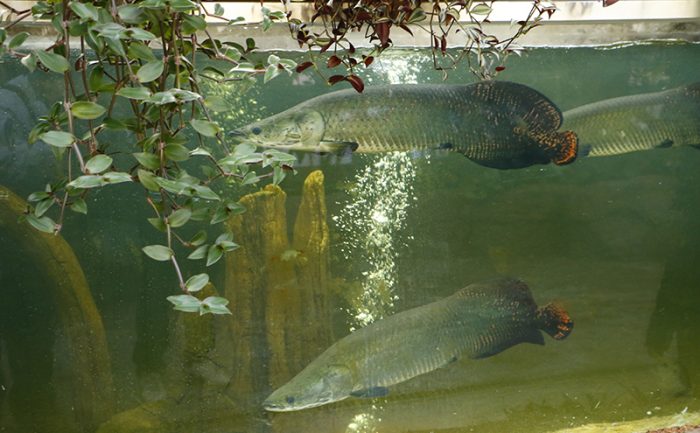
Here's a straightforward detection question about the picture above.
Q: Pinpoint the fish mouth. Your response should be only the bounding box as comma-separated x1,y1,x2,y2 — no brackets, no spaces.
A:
228,129,247,142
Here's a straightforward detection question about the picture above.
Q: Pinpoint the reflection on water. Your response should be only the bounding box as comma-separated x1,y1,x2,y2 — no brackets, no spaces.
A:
1,43,700,433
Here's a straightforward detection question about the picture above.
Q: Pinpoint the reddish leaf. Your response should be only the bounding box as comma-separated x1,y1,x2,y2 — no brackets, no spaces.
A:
399,24,414,36
327,55,342,68
348,42,356,54
328,75,346,85
495,66,506,72
346,74,365,93
375,22,391,47
603,0,619,5
348,57,358,67
296,61,314,73
363,56,374,67
440,35,447,54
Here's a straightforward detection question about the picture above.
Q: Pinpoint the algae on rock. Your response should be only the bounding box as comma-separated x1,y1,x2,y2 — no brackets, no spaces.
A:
225,170,334,399
0,185,114,433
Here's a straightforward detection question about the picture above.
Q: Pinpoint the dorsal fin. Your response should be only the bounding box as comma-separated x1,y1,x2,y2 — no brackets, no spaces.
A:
474,81,564,132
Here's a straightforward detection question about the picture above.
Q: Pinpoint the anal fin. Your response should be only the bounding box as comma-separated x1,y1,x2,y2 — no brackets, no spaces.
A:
530,130,578,165
350,387,389,398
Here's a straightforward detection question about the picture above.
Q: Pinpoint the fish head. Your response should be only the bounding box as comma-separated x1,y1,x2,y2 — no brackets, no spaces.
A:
230,109,326,152
263,363,353,412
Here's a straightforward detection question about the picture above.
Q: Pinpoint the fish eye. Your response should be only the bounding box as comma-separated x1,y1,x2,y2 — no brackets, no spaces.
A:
251,127,262,135
285,396,295,404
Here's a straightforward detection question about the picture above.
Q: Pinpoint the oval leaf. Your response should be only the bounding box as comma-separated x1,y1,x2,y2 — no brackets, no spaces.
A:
133,152,160,169
68,175,105,189
168,208,191,228
142,245,173,261
190,119,220,137
26,215,56,233
117,86,152,100
8,32,30,50
185,273,209,292
206,245,223,266
35,50,70,74
136,60,164,83
41,130,75,148
71,101,106,120
85,154,113,174
167,294,201,313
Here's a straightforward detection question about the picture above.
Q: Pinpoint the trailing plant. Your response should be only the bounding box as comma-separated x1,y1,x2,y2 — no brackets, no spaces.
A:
284,0,557,88
0,0,557,314
0,0,300,315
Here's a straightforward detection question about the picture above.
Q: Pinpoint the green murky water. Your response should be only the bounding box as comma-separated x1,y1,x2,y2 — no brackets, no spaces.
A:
1,43,700,433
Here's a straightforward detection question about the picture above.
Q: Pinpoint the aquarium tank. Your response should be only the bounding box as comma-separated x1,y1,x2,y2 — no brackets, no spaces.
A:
1,1,699,432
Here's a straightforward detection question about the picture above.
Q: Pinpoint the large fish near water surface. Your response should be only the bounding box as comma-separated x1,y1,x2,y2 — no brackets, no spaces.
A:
231,81,578,169
263,278,573,412
563,82,700,157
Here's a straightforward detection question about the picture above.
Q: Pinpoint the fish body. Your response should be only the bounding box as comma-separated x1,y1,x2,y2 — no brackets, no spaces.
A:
562,82,700,157
263,278,573,412
232,82,578,169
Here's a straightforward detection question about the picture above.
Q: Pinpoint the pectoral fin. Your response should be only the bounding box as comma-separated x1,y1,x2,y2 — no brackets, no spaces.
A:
350,386,389,398
317,141,359,155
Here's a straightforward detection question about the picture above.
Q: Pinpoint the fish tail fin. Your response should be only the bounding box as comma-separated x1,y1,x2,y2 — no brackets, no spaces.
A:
536,303,573,340
530,130,579,165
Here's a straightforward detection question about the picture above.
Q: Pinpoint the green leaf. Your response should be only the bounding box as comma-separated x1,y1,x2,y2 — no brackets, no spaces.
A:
142,245,173,261
70,2,99,21
147,91,177,105
192,185,220,201
102,172,133,184
71,101,106,120
41,131,75,148
168,208,191,228
85,154,113,174
201,296,231,315
190,147,211,157
185,273,209,292
181,14,206,34
8,32,30,50
214,3,225,15
167,294,201,313
264,64,280,84
117,86,152,100
204,96,229,112
187,244,209,260
20,53,37,73
190,119,220,137
147,217,166,232
190,230,207,246
70,198,88,214
137,169,160,191
133,152,160,170
206,245,224,266
273,165,286,185
470,3,492,15
26,215,56,233
28,191,50,202
34,50,70,74
137,60,164,83
127,42,156,61
164,144,190,162
34,198,54,217
170,0,198,12
68,175,105,189
118,4,146,24
128,28,156,41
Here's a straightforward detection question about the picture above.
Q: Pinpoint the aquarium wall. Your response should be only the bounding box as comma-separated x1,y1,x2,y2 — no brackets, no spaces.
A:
1,2,700,433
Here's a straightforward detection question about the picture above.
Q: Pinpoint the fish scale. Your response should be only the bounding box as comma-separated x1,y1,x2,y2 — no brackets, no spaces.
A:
263,278,573,412
233,81,579,170
563,82,700,157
